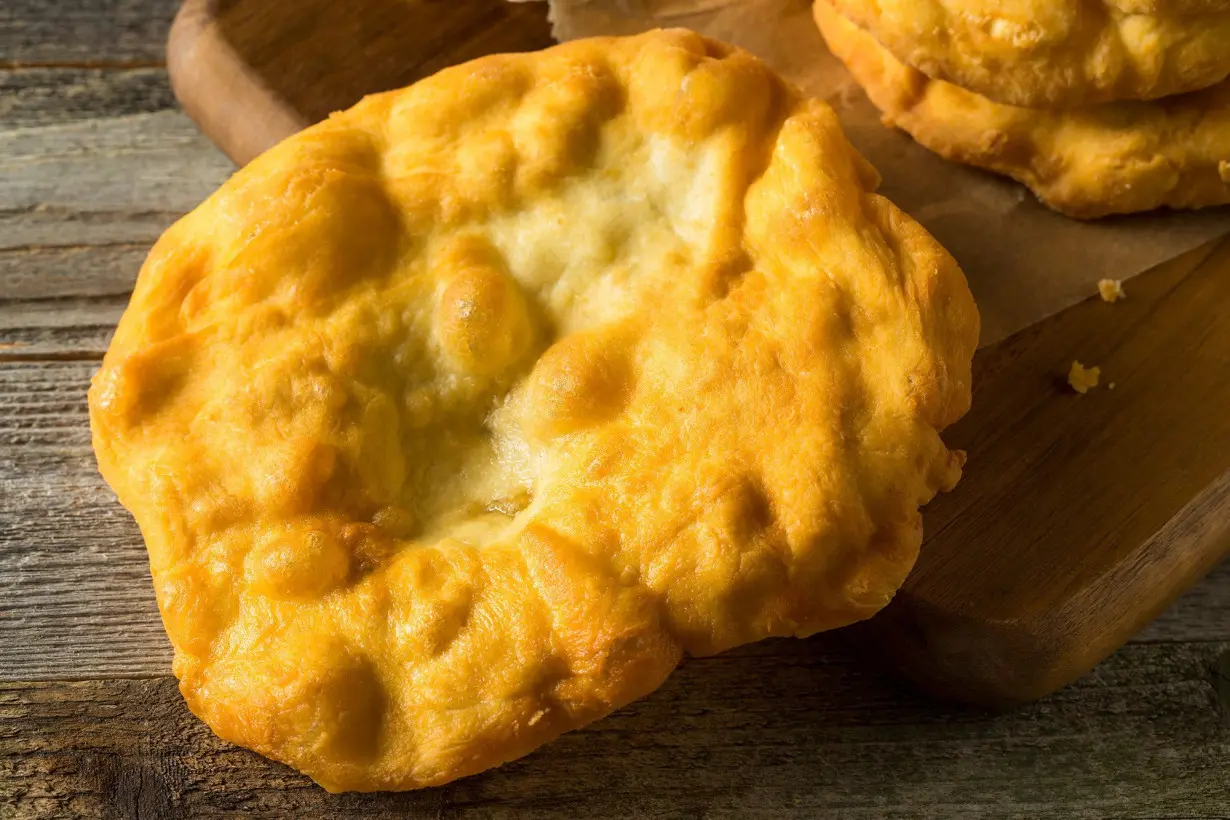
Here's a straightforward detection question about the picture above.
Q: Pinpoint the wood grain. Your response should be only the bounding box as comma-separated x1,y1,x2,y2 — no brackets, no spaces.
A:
0,68,175,128
3,640,1228,819
0,110,231,251
0,244,148,301
0,362,172,680
0,0,179,66
0,107,229,358
0,245,144,358
3,23,1228,701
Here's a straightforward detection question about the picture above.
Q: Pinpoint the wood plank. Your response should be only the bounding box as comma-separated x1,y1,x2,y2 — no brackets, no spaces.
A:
0,299,122,359
0,362,170,680
0,111,221,357
0,110,231,250
0,245,143,359
0,244,146,301
1,640,1227,817
0,363,96,473
0,0,179,66
0,68,175,128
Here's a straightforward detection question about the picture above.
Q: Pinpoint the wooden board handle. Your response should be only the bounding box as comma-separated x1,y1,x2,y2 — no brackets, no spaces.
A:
168,0,309,165
167,0,555,166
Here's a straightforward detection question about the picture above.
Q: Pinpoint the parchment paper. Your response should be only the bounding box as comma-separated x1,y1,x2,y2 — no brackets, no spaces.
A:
523,0,1230,346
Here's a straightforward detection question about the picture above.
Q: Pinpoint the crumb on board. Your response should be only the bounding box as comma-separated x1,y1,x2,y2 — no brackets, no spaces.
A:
1068,361,1101,394
1098,279,1125,302
1108,382,1116,390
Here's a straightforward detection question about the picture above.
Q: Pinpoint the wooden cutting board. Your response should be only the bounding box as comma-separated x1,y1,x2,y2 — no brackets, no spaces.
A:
165,0,1230,706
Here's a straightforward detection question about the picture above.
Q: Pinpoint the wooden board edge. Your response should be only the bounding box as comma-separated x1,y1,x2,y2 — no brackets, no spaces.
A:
851,468,1230,708
166,0,306,166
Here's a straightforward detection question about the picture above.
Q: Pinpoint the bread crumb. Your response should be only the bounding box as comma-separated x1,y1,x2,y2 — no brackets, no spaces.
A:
832,77,862,110
1068,361,1101,394
1108,382,1116,390
1097,279,1125,302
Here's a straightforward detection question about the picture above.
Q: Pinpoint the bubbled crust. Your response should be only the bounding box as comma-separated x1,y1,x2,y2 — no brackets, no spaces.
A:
829,0,1230,108
88,30,978,792
816,1,1230,218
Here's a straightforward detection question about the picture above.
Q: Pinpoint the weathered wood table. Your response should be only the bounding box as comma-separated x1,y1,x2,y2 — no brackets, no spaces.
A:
1,1,1228,817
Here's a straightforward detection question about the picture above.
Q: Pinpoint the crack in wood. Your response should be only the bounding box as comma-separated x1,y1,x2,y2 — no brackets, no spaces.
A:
0,241,148,254
0,61,167,70
1216,651,1230,728
0,350,107,362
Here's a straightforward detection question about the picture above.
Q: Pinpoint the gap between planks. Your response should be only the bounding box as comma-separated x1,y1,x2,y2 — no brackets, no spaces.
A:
0,61,166,70
0,0,182,66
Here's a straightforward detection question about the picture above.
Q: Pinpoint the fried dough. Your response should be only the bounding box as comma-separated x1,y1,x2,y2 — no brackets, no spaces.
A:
829,0,1230,107
89,29,978,792
817,0,1230,217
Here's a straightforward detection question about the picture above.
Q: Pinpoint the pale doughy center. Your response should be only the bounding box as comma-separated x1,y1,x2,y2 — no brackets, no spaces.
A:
426,135,724,547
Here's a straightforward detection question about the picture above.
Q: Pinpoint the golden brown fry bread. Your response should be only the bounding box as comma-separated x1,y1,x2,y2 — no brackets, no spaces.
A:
829,0,1230,108
89,30,978,792
816,0,1230,218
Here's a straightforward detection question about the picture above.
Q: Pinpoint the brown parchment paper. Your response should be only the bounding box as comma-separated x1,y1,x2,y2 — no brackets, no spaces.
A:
521,0,1230,346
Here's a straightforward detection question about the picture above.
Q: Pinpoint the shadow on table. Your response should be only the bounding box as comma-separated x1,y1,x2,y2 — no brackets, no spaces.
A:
63,625,1223,818
184,631,1058,817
